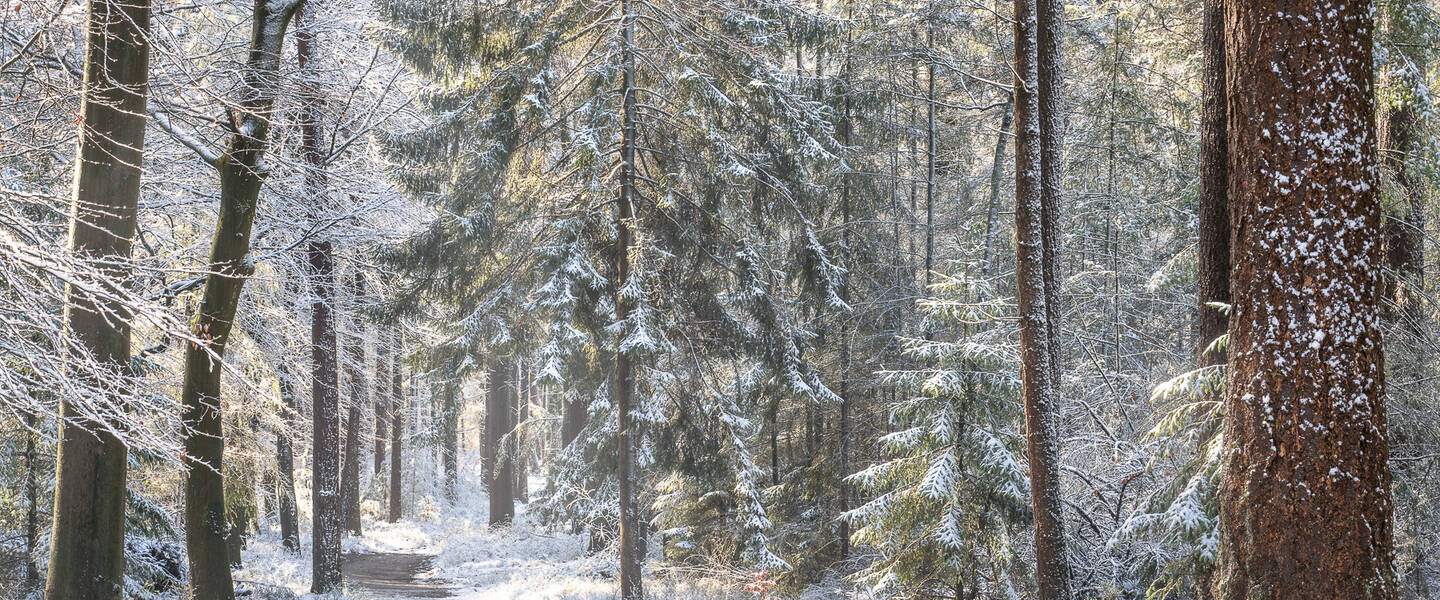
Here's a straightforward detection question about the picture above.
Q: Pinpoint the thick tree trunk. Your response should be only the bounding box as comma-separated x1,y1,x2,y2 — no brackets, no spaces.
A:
618,0,643,596
341,273,367,534
1216,1,1395,597
181,3,305,599
389,331,404,523
1015,0,1071,596
561,393,588,447
276,365,300,553
46,2,149,598
487,359,516,524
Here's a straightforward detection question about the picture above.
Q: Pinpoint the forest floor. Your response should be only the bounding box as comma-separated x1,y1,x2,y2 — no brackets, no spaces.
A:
235,459,745,599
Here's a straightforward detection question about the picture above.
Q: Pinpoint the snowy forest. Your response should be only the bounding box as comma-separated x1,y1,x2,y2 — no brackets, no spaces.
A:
0,0,1436,598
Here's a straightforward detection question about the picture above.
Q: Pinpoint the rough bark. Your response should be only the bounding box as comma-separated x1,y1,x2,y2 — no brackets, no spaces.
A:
179,3,305,599
516,362,529,503
1216,1,1395,597
1015,0,1071,596
1197,0,1229,368
487,359,515,525
45,1,149,598
1378,4,1426,333
375,318,392,479
1193,1,1227,596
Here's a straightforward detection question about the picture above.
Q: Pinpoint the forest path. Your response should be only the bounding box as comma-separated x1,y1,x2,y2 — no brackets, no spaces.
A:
343,551,453,599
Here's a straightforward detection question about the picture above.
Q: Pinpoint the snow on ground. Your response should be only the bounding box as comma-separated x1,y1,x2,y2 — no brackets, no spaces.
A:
237,457,750,599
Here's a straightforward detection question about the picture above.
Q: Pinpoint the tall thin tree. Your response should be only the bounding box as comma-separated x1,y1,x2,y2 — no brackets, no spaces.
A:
1014,0,1071,596
180,2,305,598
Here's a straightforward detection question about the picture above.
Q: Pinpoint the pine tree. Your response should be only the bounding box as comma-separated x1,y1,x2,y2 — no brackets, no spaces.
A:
1216,0,1395,596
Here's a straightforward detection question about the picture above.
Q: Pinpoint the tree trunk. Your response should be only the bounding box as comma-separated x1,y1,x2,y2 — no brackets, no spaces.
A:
1196,0,1229,368
1193,2,1227,596
23,410,40,587
46,1,149,598
341,272,367,535
180,3,305,600
487,359,515,524
561,393,588,446
308,239,343,593
618,0,643,595
1378,3,1426,331
442,379,459,501
375,318,391,479
516,362,530,502
1216,1,1395,597
982,95,1014,276
389,329,405,523
1014,0,1071,596
276,364,300,553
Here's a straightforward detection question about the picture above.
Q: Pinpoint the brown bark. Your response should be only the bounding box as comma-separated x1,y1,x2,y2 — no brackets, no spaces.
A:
46,1,150,598
375,321,391,478
442,379,459,500
1197,0,1229,368
1216,1,1395,597
1378,4,1425,332
1015,0,1071,596
1194,1,1227,596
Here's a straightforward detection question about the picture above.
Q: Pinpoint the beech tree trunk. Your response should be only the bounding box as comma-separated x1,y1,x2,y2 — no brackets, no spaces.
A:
1216,1,1395,597
181,3,305,599
46,1,150,598
1014,0,1071,596
487,359,516,524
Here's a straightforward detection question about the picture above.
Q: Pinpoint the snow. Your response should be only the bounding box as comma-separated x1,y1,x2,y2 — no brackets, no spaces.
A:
237,456,744,600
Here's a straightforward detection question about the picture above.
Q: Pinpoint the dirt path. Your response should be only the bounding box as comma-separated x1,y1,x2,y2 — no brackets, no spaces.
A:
343,552,453,599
